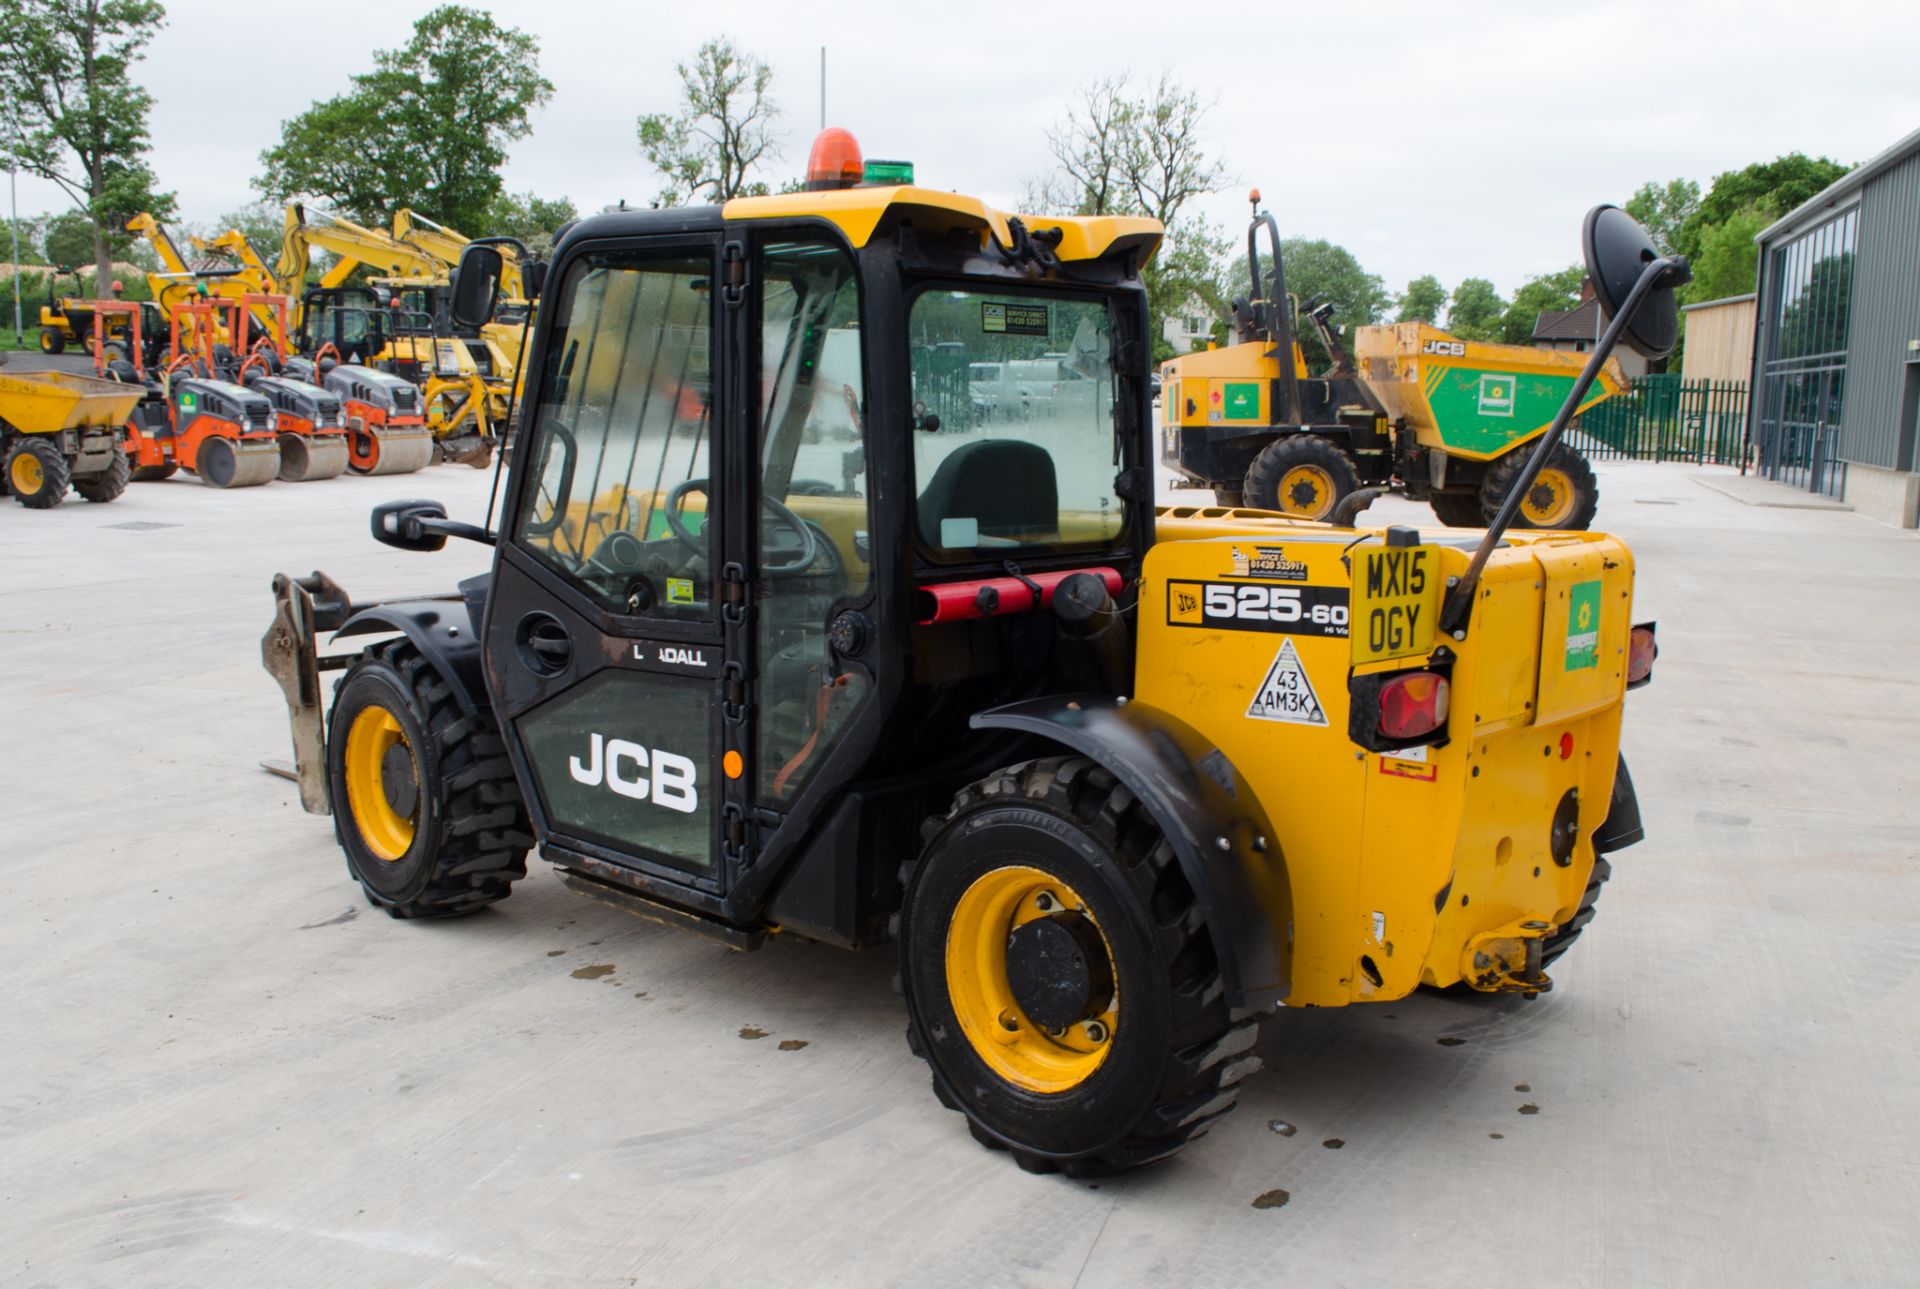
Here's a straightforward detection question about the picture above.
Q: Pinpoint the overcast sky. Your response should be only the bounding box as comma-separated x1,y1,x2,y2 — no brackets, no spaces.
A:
10,0,1919,296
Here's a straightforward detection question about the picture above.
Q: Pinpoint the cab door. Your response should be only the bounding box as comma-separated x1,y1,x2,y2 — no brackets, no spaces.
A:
483,236,736,894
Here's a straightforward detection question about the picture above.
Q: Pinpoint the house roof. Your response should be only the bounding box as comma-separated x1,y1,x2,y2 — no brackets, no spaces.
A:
1755,125,1920,244
1533,299,1601,342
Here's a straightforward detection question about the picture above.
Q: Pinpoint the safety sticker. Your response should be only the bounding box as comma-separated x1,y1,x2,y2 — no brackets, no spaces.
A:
1564,579,1601,671
981,301,1049,336
1247,638,1328,726
1379,748,1437,781
666,577,696,605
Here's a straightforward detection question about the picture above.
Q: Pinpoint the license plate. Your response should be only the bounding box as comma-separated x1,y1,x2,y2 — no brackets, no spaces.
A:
1351,543,1442,664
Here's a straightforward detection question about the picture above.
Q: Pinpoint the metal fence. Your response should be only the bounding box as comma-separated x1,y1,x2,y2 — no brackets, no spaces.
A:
1571,375,1749,465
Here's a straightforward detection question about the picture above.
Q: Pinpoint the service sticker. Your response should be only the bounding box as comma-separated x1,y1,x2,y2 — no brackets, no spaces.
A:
665,577,696,605
1564,580,1601,671
981,301,1048,335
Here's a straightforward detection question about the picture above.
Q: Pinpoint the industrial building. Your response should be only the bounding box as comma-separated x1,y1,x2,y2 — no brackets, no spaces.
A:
1748,126,1920,526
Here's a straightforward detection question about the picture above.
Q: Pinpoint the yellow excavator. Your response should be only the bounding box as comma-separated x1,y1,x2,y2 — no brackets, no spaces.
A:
390,207,532,391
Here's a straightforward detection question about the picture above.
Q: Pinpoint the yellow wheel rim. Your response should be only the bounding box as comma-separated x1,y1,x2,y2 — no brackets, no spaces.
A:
1276,464,1335,519
945,865,1118,1094
11,452,45,495
39,332,54,353
1521,467,1577,527
343,705,416,861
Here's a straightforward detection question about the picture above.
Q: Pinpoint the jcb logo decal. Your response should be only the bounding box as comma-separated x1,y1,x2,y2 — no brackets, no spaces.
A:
567,733,699,813
1422,340,1466,357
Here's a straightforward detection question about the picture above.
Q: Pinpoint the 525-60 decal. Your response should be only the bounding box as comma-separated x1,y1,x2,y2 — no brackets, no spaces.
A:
1167,580,1350,637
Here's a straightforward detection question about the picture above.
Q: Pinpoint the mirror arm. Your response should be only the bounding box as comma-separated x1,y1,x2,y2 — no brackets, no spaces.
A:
1437,254,1682,636
417,516,494,546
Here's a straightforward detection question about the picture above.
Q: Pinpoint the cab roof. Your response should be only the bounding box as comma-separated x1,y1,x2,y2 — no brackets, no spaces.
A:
721,185,1164,262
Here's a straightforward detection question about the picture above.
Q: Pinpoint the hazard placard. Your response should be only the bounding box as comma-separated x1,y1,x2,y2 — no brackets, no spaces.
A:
1246,638,1328,726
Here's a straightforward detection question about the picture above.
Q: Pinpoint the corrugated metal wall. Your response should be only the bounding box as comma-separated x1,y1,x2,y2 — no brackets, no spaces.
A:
1840,149,1920,470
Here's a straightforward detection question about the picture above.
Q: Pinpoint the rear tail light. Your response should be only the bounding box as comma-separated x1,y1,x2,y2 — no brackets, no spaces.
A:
1378,671,1450,740
1627,623,1658,687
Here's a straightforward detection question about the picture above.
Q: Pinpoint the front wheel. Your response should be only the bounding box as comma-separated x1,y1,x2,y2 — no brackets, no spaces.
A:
327,640,533,918
1242,436,1360,521
898,757,1261,1174
39,327,64,355
1481,442,1599,530
6,438,71,508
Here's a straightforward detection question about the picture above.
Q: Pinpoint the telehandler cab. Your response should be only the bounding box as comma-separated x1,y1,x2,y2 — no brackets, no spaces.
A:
264,132,1672,1174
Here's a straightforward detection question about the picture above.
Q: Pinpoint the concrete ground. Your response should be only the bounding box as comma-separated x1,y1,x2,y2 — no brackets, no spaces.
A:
2,455,1916,1288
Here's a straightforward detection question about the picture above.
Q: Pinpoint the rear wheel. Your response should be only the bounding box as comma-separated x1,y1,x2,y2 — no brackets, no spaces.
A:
6,437,71,508
72,449,130,503
1541,855,1611,968
1242,436,1359,521
130,461,179,482
327,640,532,918
39,327,63,355
898,757,1261,1174
1429,491,1485,527
1481,443,1599,530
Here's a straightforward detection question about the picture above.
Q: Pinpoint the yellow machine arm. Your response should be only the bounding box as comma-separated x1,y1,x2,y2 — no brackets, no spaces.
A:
280,205,441,293
391,207,525,300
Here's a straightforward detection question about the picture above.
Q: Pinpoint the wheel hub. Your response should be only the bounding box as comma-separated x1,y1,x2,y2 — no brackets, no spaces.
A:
1005,912,1114,1031
381,743,419,818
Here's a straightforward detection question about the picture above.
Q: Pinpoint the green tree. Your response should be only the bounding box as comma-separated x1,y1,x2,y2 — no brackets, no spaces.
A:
1676,153,1851,260
482,190,579,253
0,0,176,288
1031,73,1232,356
637,37,780,206
1395,274,1447,324
257,6,553,230
1684,203,1771,302
1624,178,1700,255
1499,265,1584,347
42,210,96,268
1446,277,1504,341
1265,239,1389,368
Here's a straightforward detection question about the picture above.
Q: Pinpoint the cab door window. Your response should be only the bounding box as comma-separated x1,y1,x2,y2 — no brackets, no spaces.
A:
513,250,717,620
753,239,871,802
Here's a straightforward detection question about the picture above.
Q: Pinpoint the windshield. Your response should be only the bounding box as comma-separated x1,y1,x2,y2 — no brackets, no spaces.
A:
909,287,1122,560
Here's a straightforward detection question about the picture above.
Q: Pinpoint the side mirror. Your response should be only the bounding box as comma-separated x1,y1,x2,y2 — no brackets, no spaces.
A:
451,245,503,330
522,259,547,301
1582,205,1679,359
371,500,450,552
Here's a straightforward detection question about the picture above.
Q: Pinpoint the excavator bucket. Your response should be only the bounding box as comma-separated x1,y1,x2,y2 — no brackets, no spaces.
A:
277,433,351,482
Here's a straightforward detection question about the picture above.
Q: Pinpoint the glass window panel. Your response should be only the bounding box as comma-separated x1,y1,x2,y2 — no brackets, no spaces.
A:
514,252,716,619
908,288,1123,561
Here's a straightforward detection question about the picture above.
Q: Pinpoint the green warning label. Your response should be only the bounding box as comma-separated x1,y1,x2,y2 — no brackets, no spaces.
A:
1564,580,1601,671
1223,382,1261,420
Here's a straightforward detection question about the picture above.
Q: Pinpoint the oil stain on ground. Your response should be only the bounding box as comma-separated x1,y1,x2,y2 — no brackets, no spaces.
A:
1252,1189,1291,1210
571,964,616,980
778,1039,809,1051
739,1026,769,1040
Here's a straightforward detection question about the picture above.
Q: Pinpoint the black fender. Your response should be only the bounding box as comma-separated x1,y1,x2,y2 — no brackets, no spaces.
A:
971,696,1290,1009
334,598,490,723
1593,753,1644,854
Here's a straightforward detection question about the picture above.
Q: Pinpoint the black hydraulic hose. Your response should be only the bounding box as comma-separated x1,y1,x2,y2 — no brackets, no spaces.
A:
1437,256,1677,635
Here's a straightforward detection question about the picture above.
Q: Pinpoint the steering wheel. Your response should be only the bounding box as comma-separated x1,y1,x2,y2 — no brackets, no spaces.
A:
664,477,819,575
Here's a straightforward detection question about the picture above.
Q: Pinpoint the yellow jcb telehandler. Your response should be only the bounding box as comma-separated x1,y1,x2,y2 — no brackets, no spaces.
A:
263,130,1673,1174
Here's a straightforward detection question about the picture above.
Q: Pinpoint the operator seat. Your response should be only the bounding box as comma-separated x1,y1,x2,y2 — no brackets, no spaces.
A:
916,440,1058,547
